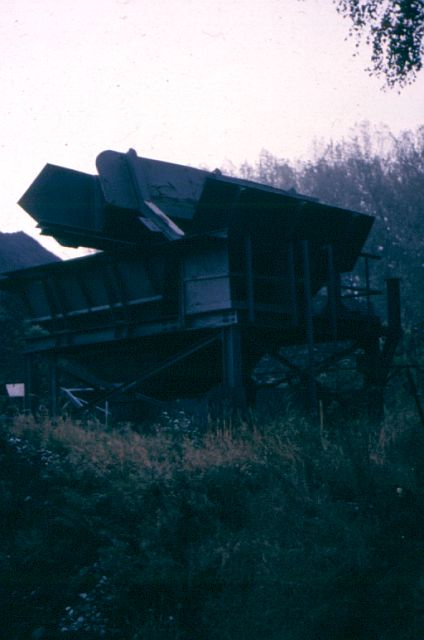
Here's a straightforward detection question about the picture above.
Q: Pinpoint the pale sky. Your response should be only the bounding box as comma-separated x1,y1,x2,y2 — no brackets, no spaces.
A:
1,0,423,256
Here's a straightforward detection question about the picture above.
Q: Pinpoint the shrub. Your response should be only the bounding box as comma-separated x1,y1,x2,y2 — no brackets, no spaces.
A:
1,407,424,639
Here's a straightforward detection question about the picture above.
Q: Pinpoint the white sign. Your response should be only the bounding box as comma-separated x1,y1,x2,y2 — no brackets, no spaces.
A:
6,383,25,398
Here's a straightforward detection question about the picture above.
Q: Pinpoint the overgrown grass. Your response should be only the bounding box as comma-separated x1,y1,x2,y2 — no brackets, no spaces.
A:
10,411,315,481
1,406,424,639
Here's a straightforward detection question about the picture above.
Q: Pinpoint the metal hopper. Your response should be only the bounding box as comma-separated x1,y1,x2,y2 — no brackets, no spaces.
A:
2,149,401,419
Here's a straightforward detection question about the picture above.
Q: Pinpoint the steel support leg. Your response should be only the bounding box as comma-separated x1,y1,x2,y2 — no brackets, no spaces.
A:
24,353,33,414
287,242,298,327
48,354,58,419
362,337,384,421
326,244,338,341
222,325,245,409
301,240,318,415
245,235,255,323
386,278,401,335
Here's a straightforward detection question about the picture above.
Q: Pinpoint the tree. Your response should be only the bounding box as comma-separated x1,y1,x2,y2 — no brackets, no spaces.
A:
231,124,424,327
296,126,424,327
334,0,424,87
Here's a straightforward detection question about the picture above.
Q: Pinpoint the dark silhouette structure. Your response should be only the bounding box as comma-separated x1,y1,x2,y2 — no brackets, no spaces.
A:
1,149,401,418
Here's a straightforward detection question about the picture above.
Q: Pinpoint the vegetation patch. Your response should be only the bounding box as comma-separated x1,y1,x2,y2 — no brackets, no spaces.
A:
1,407,424,639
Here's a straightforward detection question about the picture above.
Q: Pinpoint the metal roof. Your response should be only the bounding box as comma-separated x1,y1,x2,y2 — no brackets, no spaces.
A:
17,148,374,272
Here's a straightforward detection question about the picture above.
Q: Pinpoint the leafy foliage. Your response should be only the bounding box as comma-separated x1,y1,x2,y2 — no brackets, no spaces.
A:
230,124,424,328
334,0,424,86
1,406,424,639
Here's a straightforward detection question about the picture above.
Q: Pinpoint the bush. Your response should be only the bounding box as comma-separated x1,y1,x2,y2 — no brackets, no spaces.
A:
1,408,424,639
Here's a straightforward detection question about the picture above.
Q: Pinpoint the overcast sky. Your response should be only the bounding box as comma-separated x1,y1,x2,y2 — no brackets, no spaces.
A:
1,0,423,256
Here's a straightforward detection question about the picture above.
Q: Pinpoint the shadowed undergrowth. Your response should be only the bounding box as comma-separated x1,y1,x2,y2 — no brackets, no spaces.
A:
1,407,424,639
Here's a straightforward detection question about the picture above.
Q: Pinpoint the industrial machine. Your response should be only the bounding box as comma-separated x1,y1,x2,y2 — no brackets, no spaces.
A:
1,149,401,418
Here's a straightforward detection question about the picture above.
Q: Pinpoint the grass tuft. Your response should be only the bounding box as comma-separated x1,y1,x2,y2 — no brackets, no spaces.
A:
1,407,424,639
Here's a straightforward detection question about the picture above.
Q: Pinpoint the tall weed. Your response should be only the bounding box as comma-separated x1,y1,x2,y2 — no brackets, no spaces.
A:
1,406,424,639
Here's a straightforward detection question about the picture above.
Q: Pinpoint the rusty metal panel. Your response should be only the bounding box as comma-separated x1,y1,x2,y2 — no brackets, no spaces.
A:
4,252,164,325
96,149,210,225
17,150,374,271
183,243,232,315
25,278,52,321
18,164,102,233
195,175,374,274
